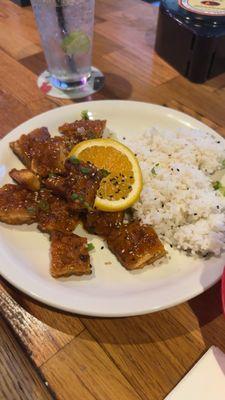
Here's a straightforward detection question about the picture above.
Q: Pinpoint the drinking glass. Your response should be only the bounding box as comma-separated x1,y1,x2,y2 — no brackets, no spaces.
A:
31,0,95,90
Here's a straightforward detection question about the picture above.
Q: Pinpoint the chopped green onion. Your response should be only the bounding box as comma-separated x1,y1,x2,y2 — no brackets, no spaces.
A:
213,181,222,190
151,167,156,176
81,110,89,120
69,155,80,165
48,173,56,178
126,207,134,217
222,160,225,167
71,192,79,201
83,201,91,210
101,169,110,177
213,181,225,196
38,200,49,211
71,193,86,202
27,206,36,214
80,166,90,174
219,185,225,196
151,163,159,176
87,243,95,251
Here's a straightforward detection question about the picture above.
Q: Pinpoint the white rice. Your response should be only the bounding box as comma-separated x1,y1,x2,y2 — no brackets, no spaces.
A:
127,127,225,256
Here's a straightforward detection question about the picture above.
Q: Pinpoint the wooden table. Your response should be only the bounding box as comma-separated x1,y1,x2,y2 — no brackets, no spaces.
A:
1,0,225,399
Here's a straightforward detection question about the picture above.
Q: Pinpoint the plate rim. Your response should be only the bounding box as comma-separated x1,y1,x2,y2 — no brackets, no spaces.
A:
0,99,224,317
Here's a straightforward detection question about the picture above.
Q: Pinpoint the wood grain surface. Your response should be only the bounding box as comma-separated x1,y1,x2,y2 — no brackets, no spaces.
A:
0,0,225,399
0,317,53,400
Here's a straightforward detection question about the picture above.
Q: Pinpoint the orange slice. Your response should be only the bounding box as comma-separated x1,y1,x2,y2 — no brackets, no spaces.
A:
69,138,143,211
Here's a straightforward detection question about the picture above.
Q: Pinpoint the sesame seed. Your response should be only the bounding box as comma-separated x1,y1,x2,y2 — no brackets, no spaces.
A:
101,246,104,250
177,168,180,172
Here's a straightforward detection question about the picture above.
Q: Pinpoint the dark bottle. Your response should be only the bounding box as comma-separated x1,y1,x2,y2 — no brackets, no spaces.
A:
155,0,225,83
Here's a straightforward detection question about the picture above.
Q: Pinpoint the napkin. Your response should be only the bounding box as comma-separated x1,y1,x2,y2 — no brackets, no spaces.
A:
165,346,225,399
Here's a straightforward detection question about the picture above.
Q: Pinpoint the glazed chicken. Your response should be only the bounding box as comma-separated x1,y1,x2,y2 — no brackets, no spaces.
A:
83,210,124,237
10,127,50,168
44,158,103,212
28,137,68,177
36,189,79,234
0,115,167,279
0,184,37,225
59,119,106,144
9,168,41,191
107,220,166,270
50,231,91,278
2,118,109,279
10,129,69,177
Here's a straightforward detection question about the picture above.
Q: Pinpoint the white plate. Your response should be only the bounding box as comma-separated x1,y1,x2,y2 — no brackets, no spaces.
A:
0,100,224,317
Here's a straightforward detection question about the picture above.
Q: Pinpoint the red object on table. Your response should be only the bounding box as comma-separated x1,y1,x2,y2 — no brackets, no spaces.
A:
40,82,52,94
222,267,225,316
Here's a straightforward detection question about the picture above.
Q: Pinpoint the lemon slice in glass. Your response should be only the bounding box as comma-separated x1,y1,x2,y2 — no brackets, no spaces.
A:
61,31,90,55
